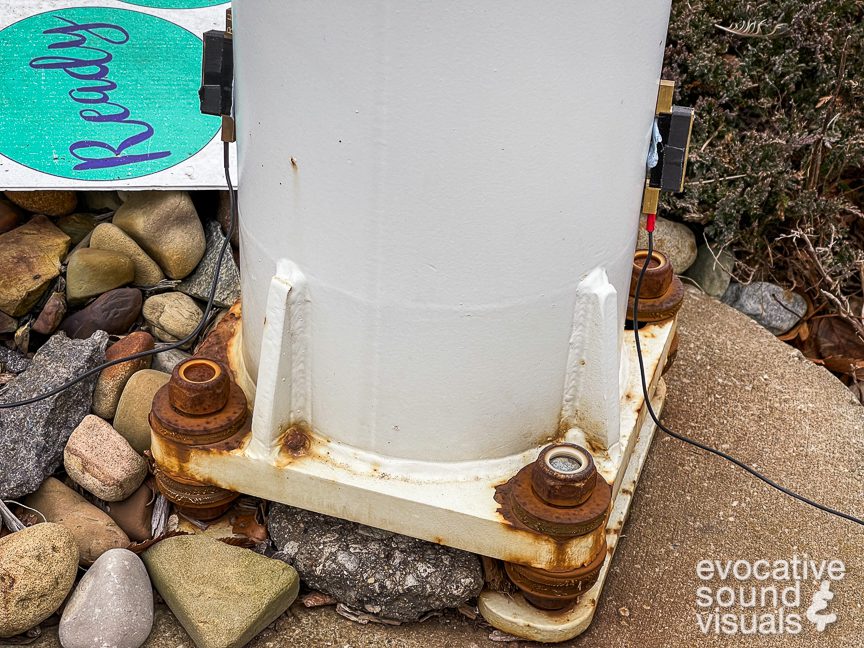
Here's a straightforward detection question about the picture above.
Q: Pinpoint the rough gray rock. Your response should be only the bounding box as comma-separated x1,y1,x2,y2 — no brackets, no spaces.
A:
0,346,30,374
684,244,736,298
178,219,241,307
0,331,108,499
268,504,484,621
59,548,153,648
721,281,807,335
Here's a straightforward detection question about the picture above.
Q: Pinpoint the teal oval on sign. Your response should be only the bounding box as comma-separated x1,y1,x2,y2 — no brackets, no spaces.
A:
0,8,220,181
119,1,228,7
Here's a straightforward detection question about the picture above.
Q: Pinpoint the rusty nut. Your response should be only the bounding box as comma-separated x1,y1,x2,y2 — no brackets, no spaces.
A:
169,358,231,415
531,443,597,507
631,249,672,299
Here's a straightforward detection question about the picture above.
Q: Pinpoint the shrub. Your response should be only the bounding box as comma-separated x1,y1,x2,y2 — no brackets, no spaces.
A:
662,0,864,308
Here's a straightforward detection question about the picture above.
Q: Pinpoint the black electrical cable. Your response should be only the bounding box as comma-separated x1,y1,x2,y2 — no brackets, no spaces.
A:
633,230,864,527
0,141,238,410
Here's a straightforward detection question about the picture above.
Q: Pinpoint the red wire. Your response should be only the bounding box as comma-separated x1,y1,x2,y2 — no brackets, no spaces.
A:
645,213,657,233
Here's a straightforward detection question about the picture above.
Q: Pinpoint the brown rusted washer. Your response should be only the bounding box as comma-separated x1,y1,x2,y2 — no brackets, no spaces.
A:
150,357,248,446
154,465,239,521
504,540,607,611
169,358,231,415
628,249,684,323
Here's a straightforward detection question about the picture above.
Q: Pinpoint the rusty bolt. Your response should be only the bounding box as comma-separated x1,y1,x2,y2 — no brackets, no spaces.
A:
627,248,684,324
531,443,597,508
170,358,231,415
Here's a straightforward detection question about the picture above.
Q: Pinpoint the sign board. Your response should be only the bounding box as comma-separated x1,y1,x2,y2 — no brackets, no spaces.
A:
0,1,234,189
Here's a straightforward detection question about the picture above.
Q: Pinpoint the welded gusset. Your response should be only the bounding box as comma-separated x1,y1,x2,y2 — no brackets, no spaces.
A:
495,444,611,610
150,357,248,520
627,249,684,324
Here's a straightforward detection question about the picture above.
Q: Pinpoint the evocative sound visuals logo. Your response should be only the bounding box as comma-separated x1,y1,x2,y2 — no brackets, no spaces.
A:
0,8,220,181
695,556,844,636
118,1,228,8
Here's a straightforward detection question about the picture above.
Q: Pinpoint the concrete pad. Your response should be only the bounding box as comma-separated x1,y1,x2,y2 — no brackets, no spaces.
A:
32,288,864,647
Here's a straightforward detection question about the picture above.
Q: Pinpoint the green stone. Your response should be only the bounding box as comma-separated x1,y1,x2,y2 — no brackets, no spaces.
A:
143,534,299,648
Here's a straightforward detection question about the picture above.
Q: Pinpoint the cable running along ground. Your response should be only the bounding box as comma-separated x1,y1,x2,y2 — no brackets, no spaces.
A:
0,141,238,409
633,228,864,527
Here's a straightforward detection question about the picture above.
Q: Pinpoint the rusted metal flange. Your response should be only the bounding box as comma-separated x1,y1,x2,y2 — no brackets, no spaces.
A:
504,540,608,610
150,356,247,520
627,249,684,323
495,443,612,611
153,464,239,521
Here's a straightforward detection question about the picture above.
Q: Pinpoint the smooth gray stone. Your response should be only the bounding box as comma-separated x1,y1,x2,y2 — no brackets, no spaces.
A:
150,347,191,375
268,504,484,622
684,244,736,298
0,331,107,499
59,548,153,648
721,281,807,335
177,219,241,308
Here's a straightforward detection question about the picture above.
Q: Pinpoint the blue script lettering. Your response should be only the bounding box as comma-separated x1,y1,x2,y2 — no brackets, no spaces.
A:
29,16,170,171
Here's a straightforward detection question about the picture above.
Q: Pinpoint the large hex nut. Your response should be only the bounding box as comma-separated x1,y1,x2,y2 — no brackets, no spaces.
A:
531,443,597,507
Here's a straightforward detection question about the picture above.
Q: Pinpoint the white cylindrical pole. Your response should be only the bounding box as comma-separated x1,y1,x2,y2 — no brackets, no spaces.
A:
233,0,672,462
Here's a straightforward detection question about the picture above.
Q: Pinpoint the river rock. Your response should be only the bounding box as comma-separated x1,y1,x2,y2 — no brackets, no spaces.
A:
90,223,165,287
32,291,67,335
81,191,122,212
268,504,484,621
61,288,142,339
684,244,736,298
722,282,808,336
0,331,107,499
637,215,698,273
64,415,148,501
4,190,77,216
178,219,241,307
0,311,16,335
67,248,135,304
23,477,130,565
143,535,299,648
59,549,153,648
143,292,203,344
113,370,171,454
0,216,70,317
0,523,78,638
216,191,239,247
113,191,205,280
151,347,191,374
104,483,154,542
92,331,154,419
55,213,100,246
0,199,23,234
